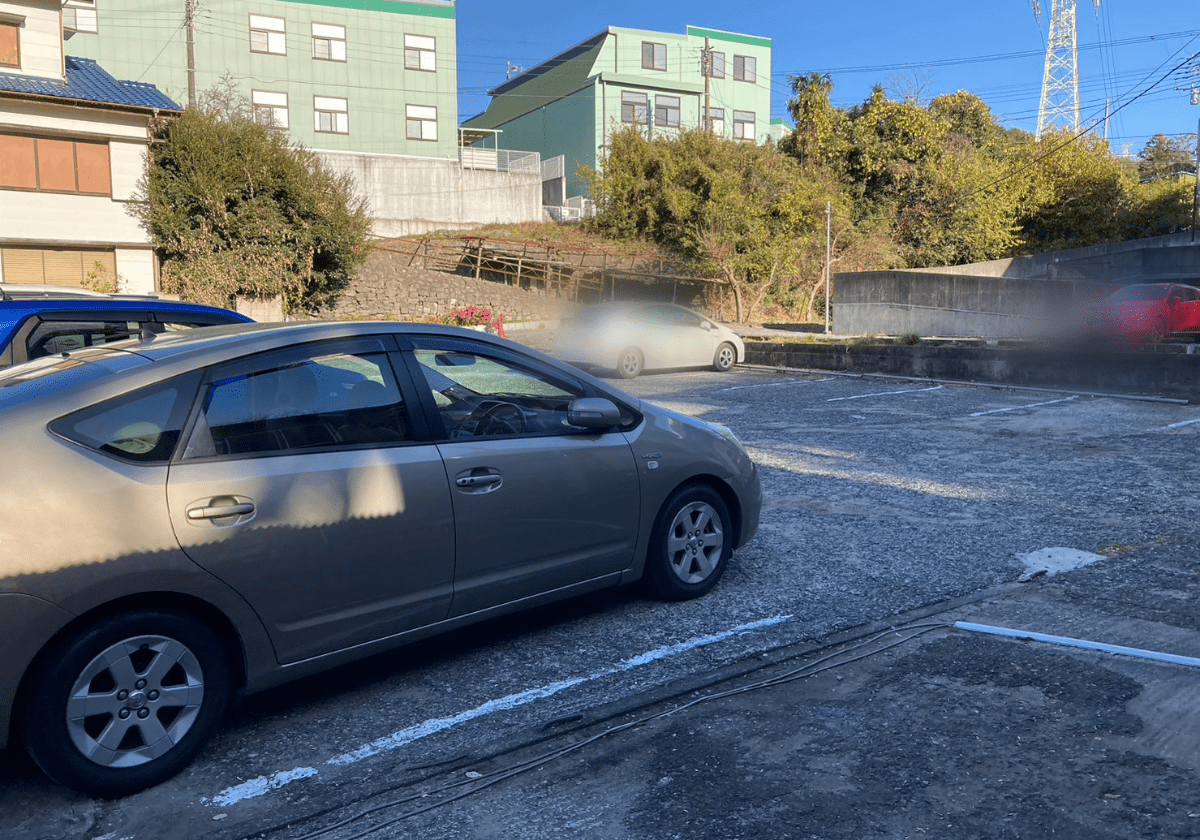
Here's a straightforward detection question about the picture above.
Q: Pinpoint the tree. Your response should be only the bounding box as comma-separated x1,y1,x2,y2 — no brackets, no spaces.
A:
1137,133,1195,182
134,85,372,314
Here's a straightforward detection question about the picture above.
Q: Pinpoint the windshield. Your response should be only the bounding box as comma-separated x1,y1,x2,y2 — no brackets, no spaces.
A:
1110,285,1167,302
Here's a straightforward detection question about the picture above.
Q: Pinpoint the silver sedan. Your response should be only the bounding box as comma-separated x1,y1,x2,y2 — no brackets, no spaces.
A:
0,321,759,796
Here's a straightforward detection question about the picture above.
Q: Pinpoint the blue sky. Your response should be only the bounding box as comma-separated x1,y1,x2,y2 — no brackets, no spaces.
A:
455,1,1200,156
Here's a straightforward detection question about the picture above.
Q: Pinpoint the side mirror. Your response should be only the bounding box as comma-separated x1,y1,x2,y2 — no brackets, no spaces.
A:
567,397,621,430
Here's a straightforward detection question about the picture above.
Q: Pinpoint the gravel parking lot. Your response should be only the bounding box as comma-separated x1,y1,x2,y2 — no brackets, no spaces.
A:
3,364,1199,839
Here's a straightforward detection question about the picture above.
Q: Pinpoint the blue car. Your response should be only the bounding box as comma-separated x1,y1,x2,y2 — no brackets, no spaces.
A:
0,286,252,368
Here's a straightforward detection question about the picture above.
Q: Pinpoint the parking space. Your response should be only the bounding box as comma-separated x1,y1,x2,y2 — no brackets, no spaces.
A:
4,365,1199,839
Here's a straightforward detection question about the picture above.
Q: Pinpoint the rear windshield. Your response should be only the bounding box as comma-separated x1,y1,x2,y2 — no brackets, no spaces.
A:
0,347,147,407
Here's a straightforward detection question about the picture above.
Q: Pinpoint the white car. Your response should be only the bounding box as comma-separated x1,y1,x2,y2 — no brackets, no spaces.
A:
554,303,746,378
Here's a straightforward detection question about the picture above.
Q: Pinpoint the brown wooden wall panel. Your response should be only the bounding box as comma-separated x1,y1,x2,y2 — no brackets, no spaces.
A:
36,138,77,193
74,141,111,195
0,134,37,189
0,23,18,68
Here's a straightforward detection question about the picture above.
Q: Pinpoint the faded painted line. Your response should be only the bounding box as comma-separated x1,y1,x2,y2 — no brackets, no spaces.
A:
827,385,943,403
720,377,836,392
969,395,1079,417
206,614,790,807
1163,417,1200,430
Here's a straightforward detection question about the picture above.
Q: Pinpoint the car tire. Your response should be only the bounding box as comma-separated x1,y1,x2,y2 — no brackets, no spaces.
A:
712,342,737,373
21,610,230,798
616,347,644,379
643,484,733,601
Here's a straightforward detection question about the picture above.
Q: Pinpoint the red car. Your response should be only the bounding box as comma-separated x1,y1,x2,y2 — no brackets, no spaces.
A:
1096,283,1200,342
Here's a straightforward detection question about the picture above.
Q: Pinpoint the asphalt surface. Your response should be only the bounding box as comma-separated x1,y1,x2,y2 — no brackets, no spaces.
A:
3,362,1200,839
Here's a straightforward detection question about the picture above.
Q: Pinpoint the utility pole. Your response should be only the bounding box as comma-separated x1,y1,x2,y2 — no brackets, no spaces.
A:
1193,113,1199,243
825,201,831,334
702,37,712,133
184,0,196,108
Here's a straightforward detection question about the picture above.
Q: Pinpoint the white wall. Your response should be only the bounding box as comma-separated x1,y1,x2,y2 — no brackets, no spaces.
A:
314,150,545,238
0,0,63,80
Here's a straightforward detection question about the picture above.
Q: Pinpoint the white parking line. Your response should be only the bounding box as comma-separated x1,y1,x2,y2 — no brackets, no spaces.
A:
1163,417,1200,430
206,614,791,807
720,377,836,392
826,385,943,402
969,395,1079,417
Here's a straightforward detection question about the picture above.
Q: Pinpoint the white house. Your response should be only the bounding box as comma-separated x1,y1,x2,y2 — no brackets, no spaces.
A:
0,0,180,293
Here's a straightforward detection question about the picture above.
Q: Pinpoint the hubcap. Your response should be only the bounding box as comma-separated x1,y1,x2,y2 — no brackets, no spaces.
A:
66,635,206,768
718,347,734,368
665,501,724,584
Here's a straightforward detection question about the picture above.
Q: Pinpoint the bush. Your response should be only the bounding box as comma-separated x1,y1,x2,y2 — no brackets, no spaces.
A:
428,306,506,337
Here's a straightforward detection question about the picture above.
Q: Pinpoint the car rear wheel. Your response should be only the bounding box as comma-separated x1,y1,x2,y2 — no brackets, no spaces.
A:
644,484,732,601
21,610,230,798
712,342,737,373
616,347,644,379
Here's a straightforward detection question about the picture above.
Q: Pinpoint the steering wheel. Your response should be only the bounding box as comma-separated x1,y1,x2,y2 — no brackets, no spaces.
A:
464,400,526,436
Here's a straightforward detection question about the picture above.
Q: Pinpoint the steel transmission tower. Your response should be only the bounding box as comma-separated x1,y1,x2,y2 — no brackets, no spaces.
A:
1035,0,1083,139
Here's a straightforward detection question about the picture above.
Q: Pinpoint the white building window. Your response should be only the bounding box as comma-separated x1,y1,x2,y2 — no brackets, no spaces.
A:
707,107,725,136
249,14,286,56
404,34,436,72
733,55,756,83
703,50,725,79
621,91,648,124
655,95,680,128
63,1,98,34
252,90,289,129
406,104,437,141
312,23,346,62
641,41,667,72
733,110,755,141
314,96,348,134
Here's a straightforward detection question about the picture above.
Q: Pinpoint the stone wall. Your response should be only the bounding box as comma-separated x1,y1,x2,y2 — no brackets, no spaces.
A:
318,246,571,324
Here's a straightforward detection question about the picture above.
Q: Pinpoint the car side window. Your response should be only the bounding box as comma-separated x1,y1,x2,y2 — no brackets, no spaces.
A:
26,319,141,360
410,342,587,440
182,350,411,458
51,375,200,464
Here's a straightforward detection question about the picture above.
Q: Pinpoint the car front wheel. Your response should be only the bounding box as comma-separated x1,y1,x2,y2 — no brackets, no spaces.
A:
616,347,644,379
21,610,230,798
644,484,733,601
712,342,737,372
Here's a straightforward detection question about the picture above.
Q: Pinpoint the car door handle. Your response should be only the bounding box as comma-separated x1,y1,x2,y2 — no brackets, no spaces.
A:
187,501,255,520
455,474,502,489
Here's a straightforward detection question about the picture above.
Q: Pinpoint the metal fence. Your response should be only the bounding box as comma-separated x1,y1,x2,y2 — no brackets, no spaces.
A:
459,147,541,175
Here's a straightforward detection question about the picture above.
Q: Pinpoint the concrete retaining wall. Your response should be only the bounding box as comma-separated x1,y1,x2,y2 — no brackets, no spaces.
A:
745,341,1200,402
314,150,546,238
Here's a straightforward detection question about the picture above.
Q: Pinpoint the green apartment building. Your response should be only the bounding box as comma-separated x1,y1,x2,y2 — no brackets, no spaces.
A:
463,24,784,200
61,0,458,158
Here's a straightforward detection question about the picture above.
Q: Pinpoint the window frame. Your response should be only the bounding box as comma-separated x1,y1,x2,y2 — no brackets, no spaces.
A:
706,107,726,136
733,109,756,141
405,104,438,142
249,13,286,56
703,50,725,79
314,95,349,134
641,41,667,72
251,90,289,130
311,22,346,62
404,33,437,72
654,95,681,129
620,91,649,125
733,54,757,83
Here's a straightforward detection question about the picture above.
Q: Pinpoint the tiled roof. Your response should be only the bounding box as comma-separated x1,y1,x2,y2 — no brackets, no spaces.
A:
0,56,181,112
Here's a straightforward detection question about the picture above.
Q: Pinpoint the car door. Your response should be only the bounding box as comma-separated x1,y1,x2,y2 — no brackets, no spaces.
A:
166,337,456,664
404,336,641,617
1174,286,1200,333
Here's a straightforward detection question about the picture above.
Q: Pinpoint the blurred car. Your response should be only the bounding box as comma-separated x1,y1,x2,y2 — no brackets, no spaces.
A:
0,321,759,796
1091,283,1200,342
0,284,251,368
553,302,745,378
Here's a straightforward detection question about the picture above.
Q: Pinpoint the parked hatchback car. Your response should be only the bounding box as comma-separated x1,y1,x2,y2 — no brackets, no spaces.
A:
0,285,251,368
1090,282,1200,342
0,321,760,796
553,302,746,378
